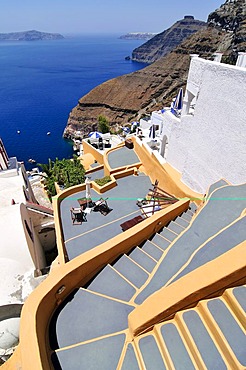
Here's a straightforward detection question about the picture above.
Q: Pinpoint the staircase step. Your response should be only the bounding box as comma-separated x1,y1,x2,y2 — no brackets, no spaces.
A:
207,179,228,198
170,216,246,285
50,289,134,350
175,216,190,228
142,240,164,261
150,234,171,251
129,247,156,273
182,310,227,369
52,333,126,370
138,335,167,369
186,210,194,217
172,217,246,282
231,285,246,313
113,255,149,289
121,343,139,370
180,212,193,222
159,227,178,242
160,323,196,369
189,202,198,213
167,221,185,235
87,265,136,302
206,298,246,367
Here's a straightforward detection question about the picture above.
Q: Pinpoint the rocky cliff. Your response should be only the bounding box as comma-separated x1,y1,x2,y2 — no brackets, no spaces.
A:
63,0,246,140
131,16,206,64
0,30,64,41
208,0,246,63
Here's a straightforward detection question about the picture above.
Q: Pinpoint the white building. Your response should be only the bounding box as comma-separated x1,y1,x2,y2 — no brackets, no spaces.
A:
148,55,246,193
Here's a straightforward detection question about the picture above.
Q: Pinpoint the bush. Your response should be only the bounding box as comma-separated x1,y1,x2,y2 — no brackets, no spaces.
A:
94,176,111,187
98,115,110,134
38,156,85,197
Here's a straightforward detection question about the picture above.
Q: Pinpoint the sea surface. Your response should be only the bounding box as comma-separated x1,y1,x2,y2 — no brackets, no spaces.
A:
0,35,147,169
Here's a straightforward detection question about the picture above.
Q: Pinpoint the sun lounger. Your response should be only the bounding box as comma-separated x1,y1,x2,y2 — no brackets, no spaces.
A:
93,198,112,216
120,215,145,231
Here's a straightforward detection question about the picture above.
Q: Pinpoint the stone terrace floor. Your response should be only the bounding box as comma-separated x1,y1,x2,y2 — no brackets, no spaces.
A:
60,174,152,260
107,146,140,169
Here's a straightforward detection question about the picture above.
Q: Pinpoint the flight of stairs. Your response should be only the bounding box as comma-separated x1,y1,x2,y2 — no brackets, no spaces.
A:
131,285,246,369
49,181,246,369
88,204,196,303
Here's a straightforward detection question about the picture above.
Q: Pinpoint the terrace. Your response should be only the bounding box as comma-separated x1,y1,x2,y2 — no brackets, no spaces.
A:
61,174,152,260
5,136,246,370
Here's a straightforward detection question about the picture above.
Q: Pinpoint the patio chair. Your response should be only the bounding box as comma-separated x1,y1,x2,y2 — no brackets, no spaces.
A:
98,137,104,150
93,198,112,216
70,207,87,225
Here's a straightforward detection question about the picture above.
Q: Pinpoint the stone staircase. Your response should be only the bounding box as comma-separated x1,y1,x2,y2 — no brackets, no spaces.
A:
131,286,246,369
49,181,246,369
88,204,196,302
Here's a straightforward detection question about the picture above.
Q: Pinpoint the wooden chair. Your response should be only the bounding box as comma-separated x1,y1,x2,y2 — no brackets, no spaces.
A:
70,207,86,225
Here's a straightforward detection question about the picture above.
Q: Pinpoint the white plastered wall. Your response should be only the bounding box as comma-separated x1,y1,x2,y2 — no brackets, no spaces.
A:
165,57,246,193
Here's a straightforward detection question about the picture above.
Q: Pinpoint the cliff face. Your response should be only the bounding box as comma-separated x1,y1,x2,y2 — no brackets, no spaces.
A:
208,0,246,63
131,16,206,64
63,0,246,140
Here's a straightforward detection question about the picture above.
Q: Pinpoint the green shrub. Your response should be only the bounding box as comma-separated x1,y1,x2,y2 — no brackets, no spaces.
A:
38,157,85,197
94,176,111,187
98,115,110,134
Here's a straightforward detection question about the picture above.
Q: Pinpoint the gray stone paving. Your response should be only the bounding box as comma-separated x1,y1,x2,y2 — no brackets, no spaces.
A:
183,311,226,369
54,289,134,348
139,335,167,370
207,299,246,366
52,333,126,370
135,184,246,304
60,175,152,260
107,146,140,169
161,324,195,369
171,216,246,284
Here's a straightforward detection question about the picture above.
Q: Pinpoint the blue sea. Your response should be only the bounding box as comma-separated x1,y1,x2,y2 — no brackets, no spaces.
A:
0,35,147,169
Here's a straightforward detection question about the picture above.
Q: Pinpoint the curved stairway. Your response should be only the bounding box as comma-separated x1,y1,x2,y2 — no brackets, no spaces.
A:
49,181,246,369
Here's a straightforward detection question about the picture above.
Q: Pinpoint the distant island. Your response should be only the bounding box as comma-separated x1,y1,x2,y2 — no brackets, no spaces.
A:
119,32,156,40
0,30,64,41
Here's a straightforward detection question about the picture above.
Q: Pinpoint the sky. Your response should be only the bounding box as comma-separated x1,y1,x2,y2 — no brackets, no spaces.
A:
0,0,224,35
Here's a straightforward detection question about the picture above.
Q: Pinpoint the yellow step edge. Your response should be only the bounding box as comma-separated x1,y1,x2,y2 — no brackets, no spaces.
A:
223,288,246,330
198,299,245,369
79,286,137,307
116,331,143,370
135,246,158,263
172,220,186,229
174,311,207,369
128,241,246,338
165,215,246,288
134,331,171,370
129,241,173,303
154,321,201,370
110,265,139,290
55,329,128,353
126,254,151,276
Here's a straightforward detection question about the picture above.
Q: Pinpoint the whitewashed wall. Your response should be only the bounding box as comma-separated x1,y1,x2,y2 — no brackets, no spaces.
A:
165,57,246,193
